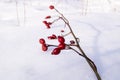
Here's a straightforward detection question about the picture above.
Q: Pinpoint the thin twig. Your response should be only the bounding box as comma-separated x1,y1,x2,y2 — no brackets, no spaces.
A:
51,17,61,24
47,43,97,70
70,47,97,70
54,8,101,80
62,32,71,37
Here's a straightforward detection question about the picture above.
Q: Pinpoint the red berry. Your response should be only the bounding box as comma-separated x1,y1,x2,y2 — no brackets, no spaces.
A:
46,24,51,28
43,21,51,29
58,43,66,50
51,48,61,55
42,44,48,51
43,21,47,24
48,22,52,25
49,5,54,10
45,16,51,19
58,36,65,43
39,38,45,44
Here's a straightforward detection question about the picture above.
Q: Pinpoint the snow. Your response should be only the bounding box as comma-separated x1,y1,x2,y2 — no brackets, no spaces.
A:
0,0,120,80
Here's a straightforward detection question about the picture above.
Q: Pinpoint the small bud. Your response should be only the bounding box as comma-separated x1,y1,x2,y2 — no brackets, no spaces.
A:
48,22,52,25
43,21,47,24
70,40,75,44
77,38,80,42
48,34,57,39
52,34,57,39
61,30,64,32
45,16,51,19
48,36,54,39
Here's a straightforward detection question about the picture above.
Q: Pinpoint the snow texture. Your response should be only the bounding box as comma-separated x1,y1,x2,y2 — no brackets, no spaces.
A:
0,0,120,80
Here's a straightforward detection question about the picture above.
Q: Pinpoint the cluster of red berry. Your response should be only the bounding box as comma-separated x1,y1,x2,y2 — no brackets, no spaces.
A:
39,5,76,55
52,36,65,55
39,38,48,51
39,35,66,55
42,5,54,29
39,5,101,80
39,36,66,55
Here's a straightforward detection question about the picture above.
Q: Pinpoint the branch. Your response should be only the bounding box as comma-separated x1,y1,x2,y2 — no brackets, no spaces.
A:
54,8,101,80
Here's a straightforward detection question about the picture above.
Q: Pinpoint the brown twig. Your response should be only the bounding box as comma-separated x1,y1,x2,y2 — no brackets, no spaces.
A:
47,44,97,68
54,8,102,80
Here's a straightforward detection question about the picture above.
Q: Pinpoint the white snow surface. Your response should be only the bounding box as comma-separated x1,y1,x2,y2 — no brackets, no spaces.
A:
0,0,120,80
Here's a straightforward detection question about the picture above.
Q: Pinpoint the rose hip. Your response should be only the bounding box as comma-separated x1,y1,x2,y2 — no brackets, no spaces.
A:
58,43,66,50
43,21,51,28
58,36,65,43
42,44,48,51
51,48,61,55
49,5,54,10
39,38,45,44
